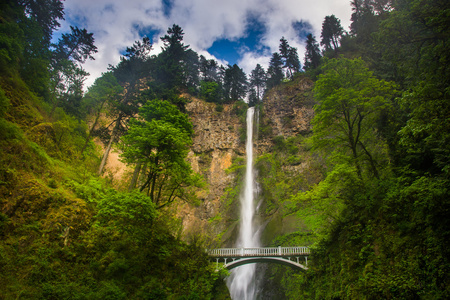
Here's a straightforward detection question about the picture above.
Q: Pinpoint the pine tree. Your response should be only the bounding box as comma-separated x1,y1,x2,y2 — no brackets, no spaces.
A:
223,64,247,102
266,52,284,89
50,26,98,116
320,15,344,52
303,34,322,71
249,64,266,102
199,55,219,82
157,24,189,89
279,37,300,78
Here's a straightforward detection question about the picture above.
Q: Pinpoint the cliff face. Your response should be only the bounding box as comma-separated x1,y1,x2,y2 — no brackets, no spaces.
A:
257,77,315,154
176,97,245,241
179,76,316,245
98,76,316,245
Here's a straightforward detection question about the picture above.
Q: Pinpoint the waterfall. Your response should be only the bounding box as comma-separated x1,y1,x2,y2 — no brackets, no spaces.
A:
227,106,260,299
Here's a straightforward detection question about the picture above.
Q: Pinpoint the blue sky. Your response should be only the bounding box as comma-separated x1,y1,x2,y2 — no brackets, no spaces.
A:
58,0,352,87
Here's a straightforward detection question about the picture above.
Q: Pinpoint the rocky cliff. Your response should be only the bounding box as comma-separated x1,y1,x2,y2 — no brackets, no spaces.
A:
178,76,316,245
176,96,246,242
256,76,315,154
99,76,316,246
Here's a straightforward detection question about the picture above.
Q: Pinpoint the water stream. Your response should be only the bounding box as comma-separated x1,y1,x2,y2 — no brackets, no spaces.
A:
227,107,260,299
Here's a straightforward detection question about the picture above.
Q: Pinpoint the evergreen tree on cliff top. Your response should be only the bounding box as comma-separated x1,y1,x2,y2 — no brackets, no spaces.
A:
154,24,189,90
266,52,284,89
279,37,301,78
303,34,322,71
321,15,344,53
249,64,267,102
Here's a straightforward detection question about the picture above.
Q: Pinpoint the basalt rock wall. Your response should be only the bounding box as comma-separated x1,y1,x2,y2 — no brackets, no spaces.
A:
177,96,245,243
180,76,316,245
100,77,315,246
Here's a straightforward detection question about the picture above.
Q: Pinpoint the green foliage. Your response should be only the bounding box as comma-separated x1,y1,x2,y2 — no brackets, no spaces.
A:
0,15,223,299
320,15,344,53
255,134,320,218
200,80,221,103
266,52,284,89
95,190,157,240
0,19,24,72
313,57,395,178
287,163,358,235
231,99,248,119
215,103,224,112
275,2,450,297
249,64,266,103
303,34,322,71
279,37,301,78
0,87,10,118
397,82,450,176
223,64,248,102
120,100,202,209
66,177,106,202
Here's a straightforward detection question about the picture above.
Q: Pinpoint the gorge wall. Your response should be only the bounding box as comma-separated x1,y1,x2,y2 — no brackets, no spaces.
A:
178,76,316,246
99,76,316,246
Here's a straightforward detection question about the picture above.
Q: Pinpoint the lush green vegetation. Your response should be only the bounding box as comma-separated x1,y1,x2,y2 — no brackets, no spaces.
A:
262,0,450,298
0,1,229,298
1,0,449,298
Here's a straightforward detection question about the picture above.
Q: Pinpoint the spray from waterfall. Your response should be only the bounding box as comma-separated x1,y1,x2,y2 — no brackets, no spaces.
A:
227,106,260,299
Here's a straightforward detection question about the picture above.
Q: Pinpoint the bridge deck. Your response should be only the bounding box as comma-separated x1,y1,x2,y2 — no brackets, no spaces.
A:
208,246,310,258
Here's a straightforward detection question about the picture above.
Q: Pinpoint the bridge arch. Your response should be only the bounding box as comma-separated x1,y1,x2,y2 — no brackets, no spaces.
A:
224,257,308,270
208,246,310,271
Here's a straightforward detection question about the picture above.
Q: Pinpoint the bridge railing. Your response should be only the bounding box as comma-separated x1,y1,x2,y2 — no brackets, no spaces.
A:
208,246,310,257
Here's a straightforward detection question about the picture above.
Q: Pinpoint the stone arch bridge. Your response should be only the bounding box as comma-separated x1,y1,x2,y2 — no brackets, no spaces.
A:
207,246,310,270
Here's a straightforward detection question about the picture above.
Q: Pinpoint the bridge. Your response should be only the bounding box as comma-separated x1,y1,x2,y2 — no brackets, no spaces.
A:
207,246,310,270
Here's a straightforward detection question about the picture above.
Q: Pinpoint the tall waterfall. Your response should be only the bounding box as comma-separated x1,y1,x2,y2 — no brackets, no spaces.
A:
227,107,260,299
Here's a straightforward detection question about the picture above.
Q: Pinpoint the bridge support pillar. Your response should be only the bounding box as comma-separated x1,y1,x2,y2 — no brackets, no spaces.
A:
305,256,308,265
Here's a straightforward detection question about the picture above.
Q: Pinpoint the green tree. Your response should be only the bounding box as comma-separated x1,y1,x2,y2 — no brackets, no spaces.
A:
249,64,266,102
120,100,202,209
50,26,98,116
376,0,450,174
199,55,219,82
247,87,258,107
303,34,322,71
3,0,64,97
183,48,200,91
279,37,300,78
223,64,247,102
199,81,221,103
266,52,284,89
156,24,189,89
17,0,64,44
350,0,392,36
320,15,344,53
312,57,396,178
80,72,123,155
97,37,152,175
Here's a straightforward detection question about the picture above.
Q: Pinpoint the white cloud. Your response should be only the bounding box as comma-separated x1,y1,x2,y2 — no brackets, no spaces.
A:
238,52,271,76
59,0,352,88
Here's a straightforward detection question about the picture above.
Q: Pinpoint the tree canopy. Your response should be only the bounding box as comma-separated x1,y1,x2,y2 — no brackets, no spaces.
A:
120,100,201,209
321,15,344,52
312,57,396,178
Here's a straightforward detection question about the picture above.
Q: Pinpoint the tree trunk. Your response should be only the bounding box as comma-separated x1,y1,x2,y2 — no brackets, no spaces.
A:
98,117,120,175
81,98,107,155
128,162,142,191
49,75,63,118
